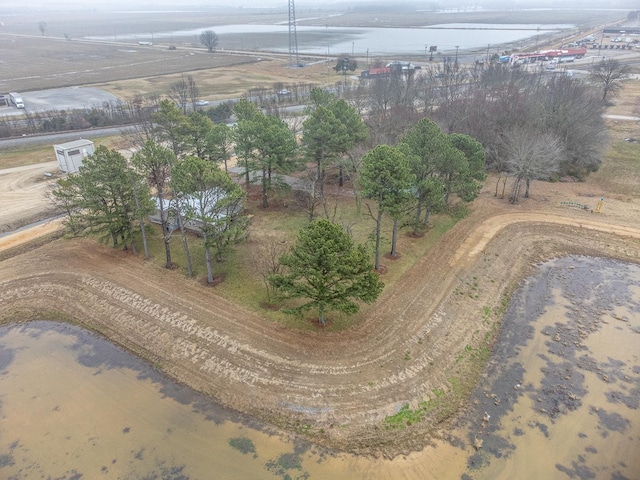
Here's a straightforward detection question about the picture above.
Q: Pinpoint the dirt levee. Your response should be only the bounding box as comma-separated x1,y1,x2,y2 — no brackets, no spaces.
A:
2,182,639,454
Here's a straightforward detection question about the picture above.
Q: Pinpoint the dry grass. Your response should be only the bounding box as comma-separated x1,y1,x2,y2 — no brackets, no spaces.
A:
591,123,640,199
605,80,640,117
0,136,122,169
95,58,338,100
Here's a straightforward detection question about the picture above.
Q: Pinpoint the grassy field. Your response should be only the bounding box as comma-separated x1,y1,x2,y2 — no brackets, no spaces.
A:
94,59,335,100
606,80,640,117
592,125,640,199
138,189,461,331
0,136,121,169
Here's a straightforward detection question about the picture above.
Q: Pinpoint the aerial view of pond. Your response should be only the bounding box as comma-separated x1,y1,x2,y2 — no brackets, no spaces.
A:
1,256,638,479
89,23,573,56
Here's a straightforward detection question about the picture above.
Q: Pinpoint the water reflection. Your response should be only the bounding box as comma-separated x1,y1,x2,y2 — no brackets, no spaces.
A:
87,23,572,55
460,256,640,479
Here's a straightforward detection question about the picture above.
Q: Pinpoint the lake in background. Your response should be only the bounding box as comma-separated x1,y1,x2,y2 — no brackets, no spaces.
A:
88,23,574,56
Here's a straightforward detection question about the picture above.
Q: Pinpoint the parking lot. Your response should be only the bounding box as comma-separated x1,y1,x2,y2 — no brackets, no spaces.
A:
0,87,120,117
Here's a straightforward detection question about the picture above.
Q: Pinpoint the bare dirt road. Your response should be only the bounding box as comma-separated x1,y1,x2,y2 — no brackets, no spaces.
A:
1,175,639,456
0,161,60,234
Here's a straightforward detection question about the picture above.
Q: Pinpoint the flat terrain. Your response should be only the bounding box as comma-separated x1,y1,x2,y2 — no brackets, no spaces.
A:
1,7,639,456
0,161,59,234
2,118,639,454
0,34,259,93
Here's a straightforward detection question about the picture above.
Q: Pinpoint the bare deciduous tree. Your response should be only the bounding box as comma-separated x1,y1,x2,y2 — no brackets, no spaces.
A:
199,30,219,53
187,75,199,112
590,58,631,104
294,168,323,221
502,129,563,203
248,235,289,304
168,75,189,114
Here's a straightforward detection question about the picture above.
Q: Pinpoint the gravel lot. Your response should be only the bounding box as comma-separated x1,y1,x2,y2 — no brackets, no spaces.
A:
0,87,120,116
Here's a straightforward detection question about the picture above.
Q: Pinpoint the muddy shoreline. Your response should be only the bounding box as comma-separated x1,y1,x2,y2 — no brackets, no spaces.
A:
451,256,640,477
1,211,638,457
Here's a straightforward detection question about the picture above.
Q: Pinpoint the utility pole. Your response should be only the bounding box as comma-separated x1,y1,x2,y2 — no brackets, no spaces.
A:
288,0,299,67
455,45,460,68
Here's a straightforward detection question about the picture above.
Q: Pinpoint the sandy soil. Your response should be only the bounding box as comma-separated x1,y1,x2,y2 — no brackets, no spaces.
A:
0,161,60,234
1,171,639,456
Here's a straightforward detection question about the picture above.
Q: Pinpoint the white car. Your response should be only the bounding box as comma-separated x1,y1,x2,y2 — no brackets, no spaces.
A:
196,100,210,106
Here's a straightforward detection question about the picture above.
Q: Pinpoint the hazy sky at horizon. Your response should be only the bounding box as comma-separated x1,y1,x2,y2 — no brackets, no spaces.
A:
0,0,624,13
2,0,354,8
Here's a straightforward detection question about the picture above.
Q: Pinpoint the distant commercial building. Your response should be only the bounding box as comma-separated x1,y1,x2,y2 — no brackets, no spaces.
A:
53,139,94,174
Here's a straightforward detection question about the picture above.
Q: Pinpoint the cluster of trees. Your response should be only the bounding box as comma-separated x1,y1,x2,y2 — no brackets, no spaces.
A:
50,52,625,322
431,66,609,181
50,83,488,324
0,96,159,138
233,99,298,208
54,101,249,284
51,145,154,255
348,59,627,199
359,122,484,269
264,97,483,323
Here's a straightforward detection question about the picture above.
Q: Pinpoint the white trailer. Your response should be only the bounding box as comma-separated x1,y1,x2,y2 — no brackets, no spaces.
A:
53,139,95,174
9,92,24,109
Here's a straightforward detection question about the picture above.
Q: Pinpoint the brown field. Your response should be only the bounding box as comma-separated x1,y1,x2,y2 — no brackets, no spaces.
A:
0,35,261,93
0,6,628,95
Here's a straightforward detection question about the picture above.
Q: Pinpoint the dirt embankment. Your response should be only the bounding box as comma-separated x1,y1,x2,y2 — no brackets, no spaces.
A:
1,177,639,456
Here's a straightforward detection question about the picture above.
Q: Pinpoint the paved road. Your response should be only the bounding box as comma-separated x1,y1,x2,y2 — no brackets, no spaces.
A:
0,125,136,149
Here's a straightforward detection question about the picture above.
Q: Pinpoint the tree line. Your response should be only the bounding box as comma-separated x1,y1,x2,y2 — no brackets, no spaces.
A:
50,54,624,324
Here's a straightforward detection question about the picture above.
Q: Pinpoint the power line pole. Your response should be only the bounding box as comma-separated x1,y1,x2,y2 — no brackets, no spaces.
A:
288,0,299,67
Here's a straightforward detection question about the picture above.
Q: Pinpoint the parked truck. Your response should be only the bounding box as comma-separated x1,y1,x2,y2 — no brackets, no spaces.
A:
9,92,24,109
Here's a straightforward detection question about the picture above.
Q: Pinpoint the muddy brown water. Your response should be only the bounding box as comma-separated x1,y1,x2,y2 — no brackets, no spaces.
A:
0,256,638,479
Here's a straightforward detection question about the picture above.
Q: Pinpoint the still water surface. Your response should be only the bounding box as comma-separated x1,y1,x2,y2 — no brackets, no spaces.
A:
0,256,638,479
90,23,573,55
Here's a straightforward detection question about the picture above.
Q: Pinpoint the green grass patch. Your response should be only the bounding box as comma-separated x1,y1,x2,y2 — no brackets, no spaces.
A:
385,403,425,428
384,387,450,429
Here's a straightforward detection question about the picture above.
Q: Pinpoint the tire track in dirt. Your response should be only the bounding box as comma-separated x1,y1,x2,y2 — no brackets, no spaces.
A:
1,201,640,454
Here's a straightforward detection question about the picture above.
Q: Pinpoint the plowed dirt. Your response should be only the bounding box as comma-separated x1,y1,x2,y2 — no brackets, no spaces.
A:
2,174,639,456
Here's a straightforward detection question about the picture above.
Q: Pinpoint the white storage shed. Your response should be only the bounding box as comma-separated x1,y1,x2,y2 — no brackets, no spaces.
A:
53,139,95,174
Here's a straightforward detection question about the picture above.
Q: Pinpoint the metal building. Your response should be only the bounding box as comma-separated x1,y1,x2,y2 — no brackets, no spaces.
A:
53,139,94,174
